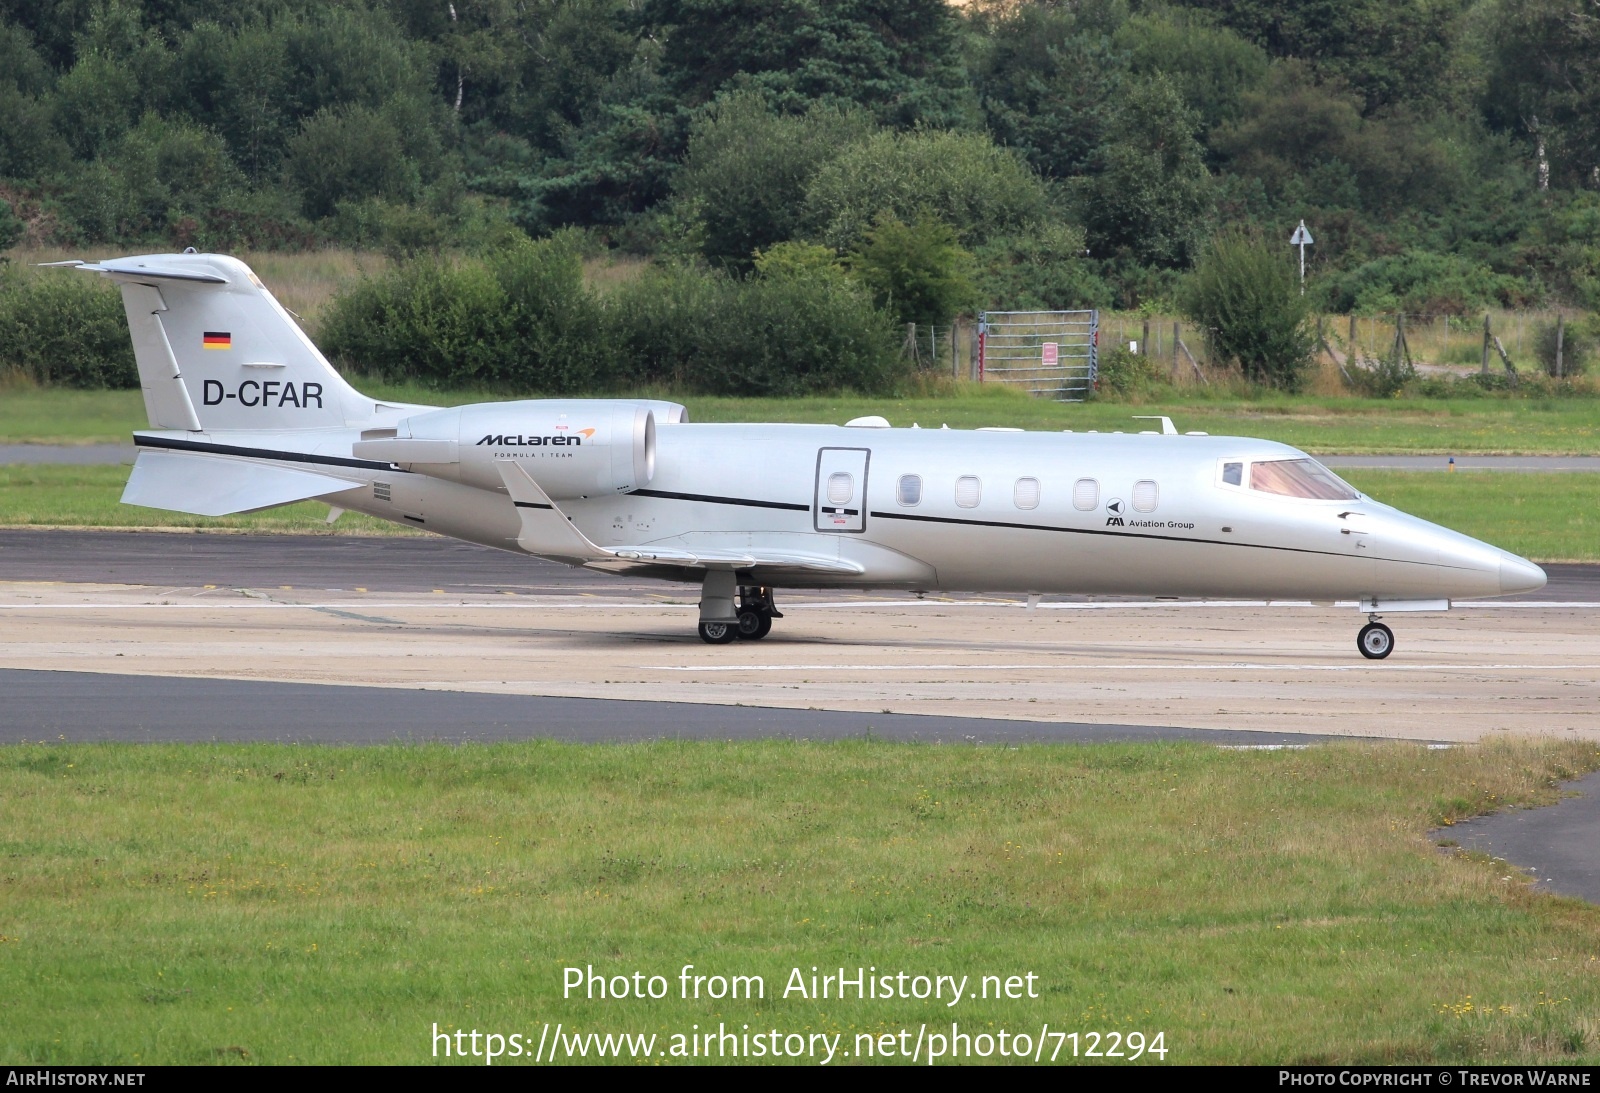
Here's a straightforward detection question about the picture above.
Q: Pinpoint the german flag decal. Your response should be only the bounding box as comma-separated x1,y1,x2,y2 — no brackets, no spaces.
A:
202,331,232,350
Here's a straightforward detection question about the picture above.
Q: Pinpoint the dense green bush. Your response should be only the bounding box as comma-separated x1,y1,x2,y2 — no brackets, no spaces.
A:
1347,347,1417,398
846,213,975,327
0,267,136,387
605,265,904,396
53,114,248,243
319,235,605,391
322,245,904,397
1317,250,1531,316
1092,344,1170,399
973,224,1114,310
1179,228,1316,390
802,129,1054,251
1077,76,1213,269
1533,317,1593,377
672,93,873,268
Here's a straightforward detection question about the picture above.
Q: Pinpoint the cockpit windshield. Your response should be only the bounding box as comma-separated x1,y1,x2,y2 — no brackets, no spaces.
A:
1249,458,1360,501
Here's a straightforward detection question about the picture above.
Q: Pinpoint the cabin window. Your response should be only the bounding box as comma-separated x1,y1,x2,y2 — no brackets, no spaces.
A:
955,476,982,509
1222,461,1244,486
826,472,854,505
1249,459,1359,501
1132,480,1159,512
1014,477,1040,510
1073,478,1099,511
897,474,922,507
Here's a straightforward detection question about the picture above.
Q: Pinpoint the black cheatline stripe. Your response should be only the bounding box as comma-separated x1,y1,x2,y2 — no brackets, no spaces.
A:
869,509,1465,570
134,434,393,472
632,488,809,512
512,501,553,510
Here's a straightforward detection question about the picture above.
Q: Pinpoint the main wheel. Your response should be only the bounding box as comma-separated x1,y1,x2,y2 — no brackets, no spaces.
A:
736,609,773,641
698,620,738,644
1357,621,1394,660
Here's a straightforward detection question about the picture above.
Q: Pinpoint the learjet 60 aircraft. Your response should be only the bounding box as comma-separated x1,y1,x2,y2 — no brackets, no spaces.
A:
57,252,1547,658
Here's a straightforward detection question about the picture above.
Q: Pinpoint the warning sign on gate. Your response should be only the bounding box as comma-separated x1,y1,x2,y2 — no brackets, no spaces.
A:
1041,342,1059,367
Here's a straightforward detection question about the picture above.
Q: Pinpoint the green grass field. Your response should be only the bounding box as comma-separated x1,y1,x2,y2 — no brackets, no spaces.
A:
2,382,1599,453
0,465,1591,561
0,465,412,534
1,740,1596,1065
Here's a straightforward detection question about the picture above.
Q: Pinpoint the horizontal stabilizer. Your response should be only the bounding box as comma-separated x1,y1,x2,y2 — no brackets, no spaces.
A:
494,458,863,573
122,450,360,516
52,259,230,284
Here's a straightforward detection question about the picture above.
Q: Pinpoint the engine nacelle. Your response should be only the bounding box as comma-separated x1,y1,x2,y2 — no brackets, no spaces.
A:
352,399,686,499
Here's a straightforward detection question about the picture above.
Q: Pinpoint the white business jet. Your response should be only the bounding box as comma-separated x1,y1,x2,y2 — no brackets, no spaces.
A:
54,252,1545,658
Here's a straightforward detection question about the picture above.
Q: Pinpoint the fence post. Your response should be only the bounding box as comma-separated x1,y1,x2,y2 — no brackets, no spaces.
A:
1556,313,1565,378
1481,314,1491,375
1141,319,1150,356
1348,314,1357,358
1171,321,1181,379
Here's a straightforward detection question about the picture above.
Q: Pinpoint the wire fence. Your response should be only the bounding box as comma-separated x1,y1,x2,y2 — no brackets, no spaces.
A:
901,310,1582,389
1096,310,1581,376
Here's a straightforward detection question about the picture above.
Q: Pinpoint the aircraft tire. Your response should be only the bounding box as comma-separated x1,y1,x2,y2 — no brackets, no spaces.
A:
736,609,773,641
698,621,739,644
1357,622,1394,660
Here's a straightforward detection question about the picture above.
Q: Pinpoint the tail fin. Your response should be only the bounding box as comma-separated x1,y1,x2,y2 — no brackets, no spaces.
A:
68,253,370,432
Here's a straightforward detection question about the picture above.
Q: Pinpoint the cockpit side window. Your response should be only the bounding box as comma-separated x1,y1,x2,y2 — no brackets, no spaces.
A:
1222,461,1244,486
1249,458,1359,501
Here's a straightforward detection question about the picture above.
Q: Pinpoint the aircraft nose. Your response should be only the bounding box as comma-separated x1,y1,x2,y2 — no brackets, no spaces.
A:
1499,555,1547,595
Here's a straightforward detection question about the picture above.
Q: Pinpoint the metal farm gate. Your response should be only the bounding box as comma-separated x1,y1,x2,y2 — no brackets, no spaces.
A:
978,310,1099,401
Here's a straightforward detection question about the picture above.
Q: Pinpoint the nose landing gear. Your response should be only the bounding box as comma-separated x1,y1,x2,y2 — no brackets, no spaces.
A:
1357,617,1394,660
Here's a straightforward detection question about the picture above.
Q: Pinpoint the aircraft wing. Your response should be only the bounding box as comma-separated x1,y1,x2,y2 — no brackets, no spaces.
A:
495,459,862,574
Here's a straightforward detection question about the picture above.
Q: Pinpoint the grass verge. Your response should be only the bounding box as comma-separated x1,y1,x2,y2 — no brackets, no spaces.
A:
0,740,1596,1065
1341,471,1600,563
2,382,1600,453
0,466,1590,562
0,465,415,535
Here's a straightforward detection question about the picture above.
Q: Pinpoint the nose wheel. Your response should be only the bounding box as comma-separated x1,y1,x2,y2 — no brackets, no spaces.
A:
1357,620,1394,660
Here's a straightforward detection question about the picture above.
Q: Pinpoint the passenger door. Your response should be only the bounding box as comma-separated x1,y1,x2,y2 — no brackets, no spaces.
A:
814,448,870,533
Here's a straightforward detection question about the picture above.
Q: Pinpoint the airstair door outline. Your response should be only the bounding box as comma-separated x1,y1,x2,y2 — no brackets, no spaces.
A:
814,447,870,533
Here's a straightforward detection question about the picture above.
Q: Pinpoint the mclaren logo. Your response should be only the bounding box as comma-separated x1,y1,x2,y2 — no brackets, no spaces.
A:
477,428,595,447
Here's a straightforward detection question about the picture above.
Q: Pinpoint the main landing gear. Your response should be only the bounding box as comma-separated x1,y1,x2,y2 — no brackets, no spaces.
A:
697,572,782,644
1357,617,1394,660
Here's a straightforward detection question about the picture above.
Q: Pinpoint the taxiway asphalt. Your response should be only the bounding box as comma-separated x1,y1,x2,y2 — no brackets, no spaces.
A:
0,530,1595,745
1446,769,1600,905
0,527,1595,599
0,668,1348,746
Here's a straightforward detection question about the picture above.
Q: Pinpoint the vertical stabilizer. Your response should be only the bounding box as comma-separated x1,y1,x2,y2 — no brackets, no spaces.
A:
75,253,371,431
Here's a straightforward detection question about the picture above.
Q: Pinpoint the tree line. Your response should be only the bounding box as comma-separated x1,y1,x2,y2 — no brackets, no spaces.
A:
0,0,1597,394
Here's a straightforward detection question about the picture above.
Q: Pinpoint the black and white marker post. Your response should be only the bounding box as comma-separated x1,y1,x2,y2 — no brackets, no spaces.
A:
1290,220,1313,294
